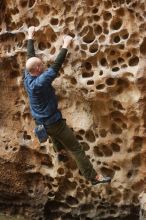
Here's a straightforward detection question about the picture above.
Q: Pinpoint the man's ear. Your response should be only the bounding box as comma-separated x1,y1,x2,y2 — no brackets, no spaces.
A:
36,65,40,73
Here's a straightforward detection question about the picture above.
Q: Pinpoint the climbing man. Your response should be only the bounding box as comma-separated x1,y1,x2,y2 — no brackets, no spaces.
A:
24,26,111,185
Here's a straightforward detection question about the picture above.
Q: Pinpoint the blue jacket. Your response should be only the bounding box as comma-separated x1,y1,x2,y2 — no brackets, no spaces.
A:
24,40,67,124
24,67,62,124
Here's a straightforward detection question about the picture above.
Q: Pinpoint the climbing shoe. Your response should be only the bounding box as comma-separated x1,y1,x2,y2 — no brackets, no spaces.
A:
91,174,111,185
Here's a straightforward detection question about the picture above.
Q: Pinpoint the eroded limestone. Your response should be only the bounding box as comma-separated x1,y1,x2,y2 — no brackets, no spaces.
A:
0,0,146,219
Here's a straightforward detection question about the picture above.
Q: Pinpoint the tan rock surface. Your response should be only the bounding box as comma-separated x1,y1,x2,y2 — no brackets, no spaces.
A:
0,0,146,219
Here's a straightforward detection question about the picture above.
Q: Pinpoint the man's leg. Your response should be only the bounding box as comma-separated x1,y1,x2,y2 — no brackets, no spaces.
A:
51,136,68,162
51,136,64,152
46,120,97,181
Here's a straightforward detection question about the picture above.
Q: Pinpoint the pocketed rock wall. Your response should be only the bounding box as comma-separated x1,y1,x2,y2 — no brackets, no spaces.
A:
139,192,146,220
0,0,146,219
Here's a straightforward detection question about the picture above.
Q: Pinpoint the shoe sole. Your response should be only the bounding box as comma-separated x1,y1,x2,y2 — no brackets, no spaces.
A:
92,179,111,185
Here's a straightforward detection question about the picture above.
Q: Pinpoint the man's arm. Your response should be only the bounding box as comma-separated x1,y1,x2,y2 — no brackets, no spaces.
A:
27,26,35,59
50,35,73,73
35,35,73,87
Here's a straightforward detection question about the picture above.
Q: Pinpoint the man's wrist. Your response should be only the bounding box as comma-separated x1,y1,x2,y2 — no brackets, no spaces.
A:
28,35,33,39
62,43,69,49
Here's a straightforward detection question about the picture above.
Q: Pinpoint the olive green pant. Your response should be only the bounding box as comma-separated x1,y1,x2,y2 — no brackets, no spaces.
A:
44,119,97,181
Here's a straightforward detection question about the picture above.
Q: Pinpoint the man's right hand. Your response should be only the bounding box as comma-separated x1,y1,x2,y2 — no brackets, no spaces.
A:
62,35,73,49
28,26,35,39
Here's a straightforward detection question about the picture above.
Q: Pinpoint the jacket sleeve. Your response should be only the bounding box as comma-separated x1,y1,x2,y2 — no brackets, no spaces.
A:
35,68,58,87
34,48,68,87
50,48,68,73
27,39,35,59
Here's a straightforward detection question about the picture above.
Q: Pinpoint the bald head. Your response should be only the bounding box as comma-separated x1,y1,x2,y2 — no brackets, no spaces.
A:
26,57,43,75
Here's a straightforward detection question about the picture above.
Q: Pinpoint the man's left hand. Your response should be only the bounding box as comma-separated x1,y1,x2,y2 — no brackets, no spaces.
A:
28,26,35,39
62,35,73,48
